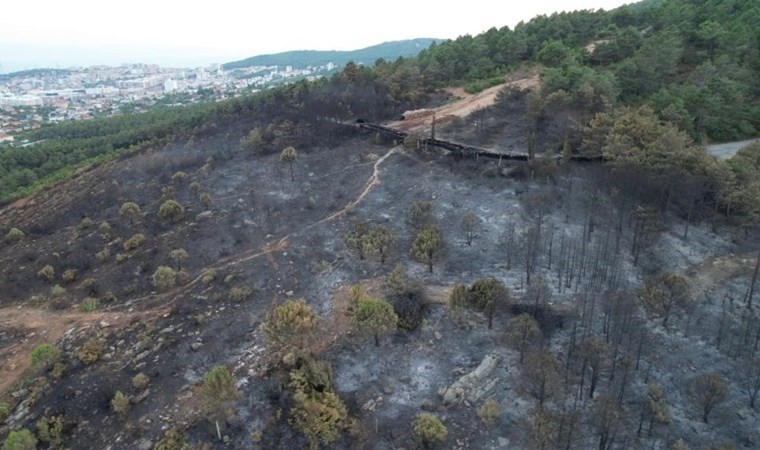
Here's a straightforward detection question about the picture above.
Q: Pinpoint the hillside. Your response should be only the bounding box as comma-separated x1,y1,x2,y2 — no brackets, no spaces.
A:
223,38,438,70
2,1,760,449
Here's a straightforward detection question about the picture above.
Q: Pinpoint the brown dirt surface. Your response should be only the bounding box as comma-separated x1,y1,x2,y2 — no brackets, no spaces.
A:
0,306,149,394
389,70,541,133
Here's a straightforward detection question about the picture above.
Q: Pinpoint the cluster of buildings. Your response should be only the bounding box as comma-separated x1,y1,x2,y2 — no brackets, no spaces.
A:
0,60,341,145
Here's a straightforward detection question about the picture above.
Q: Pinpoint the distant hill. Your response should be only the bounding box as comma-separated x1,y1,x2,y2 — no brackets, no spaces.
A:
223,38,439,70
0,68,72,81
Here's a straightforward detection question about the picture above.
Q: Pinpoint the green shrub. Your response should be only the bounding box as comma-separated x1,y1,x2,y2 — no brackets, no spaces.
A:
229,286,252,302
77,217,94,230
201,269,217,285
77,338,103,364
263,299,318,363
111,391,130,417
171,171,188,183
51,362,65,379
168,248,188,269
199,192,213,208
50,284,67,298
464,76,504,94
30,343,60,369
119,202,141,223
123,233,146,251
0,401,11,422
200,366,241,424
79,297,100,312
27,377,51,406
157,200,185,222
412,413,447,445
154,429,187,450
189,181,201,196
36,415,65,448
152,266,176,291
95,247,110,262
37,265,55,282
132,373,150,390
98,221,112,237
6,227,25,242
477,399,500,425
61,269,77,283
2,429,37,450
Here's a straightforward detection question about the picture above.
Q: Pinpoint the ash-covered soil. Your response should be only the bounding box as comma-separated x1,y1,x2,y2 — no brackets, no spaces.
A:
1,122,758,449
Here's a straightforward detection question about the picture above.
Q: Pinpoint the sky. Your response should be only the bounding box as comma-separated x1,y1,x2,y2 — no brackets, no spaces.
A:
0,0,633,73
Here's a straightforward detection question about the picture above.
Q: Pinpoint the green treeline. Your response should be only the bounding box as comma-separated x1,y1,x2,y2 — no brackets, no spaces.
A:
2,0,759,203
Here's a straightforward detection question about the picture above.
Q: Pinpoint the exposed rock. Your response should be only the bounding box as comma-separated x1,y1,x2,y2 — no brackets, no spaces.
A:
191,342,203,351
440,354,500,405
196,211,213,220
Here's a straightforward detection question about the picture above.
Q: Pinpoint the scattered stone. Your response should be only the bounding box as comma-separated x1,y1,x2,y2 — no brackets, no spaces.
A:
99,321,110,328
196,211,213,220
135,350,150,361
191,342,203,351
11,389,29,399
137,439,153,450
498,437,510,448
434,331,442,340
159,326,174,334
132,389,151,404
223,435,230,443
441,354,500,405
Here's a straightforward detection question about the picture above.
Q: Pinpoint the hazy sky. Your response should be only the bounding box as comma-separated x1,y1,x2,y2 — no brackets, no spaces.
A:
0,0,633,72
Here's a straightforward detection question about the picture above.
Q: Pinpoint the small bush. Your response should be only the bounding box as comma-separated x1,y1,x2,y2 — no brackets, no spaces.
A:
200,365,241,424
412,413,447,445
132,373,150,390
168,248,188,269
36,415,65,448
50,284,67,298
61,269,77,283
1,429,37,450
51,362,65,379
111,391,130,417
77,217,94,230
37,265,55,282
154,429,187,450
30,343,60,370
152,266,176,291
5,227,24,242
119,202,141,222
171,171,188,183
77,338,103,364
477,399,500,425
79,297,100,312
201,269,217,285
27,377,51,406
199,192,213,208
189,181,201,196
229,287,253,302
0,401,12,422
157,200,185,222
98,221,112,237
95,247,110,262
123,233,146,251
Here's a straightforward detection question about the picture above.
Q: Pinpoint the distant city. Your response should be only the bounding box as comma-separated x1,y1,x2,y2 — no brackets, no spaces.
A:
0,61,339,144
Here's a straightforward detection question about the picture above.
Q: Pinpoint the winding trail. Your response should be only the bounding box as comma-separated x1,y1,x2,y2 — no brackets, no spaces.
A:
0,144,402,393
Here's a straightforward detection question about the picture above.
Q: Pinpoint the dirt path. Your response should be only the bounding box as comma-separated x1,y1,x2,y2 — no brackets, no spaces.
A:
684,252,756,296
389,73,540,133
0,307,151,394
